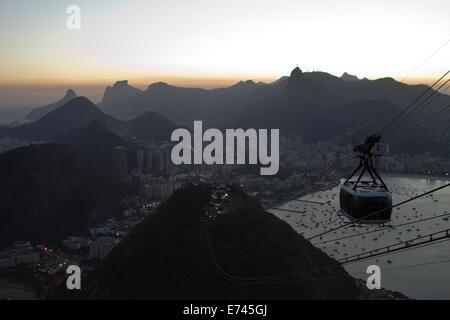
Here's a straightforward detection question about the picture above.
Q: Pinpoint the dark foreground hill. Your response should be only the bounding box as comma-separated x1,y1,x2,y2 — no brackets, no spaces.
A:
0,144,131,247
56,120,138,171
67,184,405,300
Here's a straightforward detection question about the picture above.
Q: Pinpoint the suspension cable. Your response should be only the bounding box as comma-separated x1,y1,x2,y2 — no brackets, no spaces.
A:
380,70,450,135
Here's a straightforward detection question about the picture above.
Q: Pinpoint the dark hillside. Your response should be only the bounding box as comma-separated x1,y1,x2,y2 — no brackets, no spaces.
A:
81,184,366,299
0,144,131,246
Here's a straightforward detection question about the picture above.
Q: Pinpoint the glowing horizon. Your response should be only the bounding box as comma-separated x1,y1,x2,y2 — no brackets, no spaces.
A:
0,72,444,88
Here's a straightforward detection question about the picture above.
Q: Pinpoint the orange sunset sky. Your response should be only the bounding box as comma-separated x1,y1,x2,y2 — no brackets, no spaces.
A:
0,0,448,105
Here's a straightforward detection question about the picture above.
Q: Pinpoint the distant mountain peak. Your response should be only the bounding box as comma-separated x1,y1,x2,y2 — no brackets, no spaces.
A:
128,110,178,140
287,66,305,89
65,89,77,99
113,80,129,87
25,89,78,121
377,77,396,82
341,72,359,81
6,96,122,141
147,82,171,90
100,81,143,108
232,80,257,88
290,66,303,78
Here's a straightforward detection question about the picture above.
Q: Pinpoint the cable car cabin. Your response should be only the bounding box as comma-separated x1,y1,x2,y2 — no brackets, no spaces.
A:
340,181,392,223
339,134,392,224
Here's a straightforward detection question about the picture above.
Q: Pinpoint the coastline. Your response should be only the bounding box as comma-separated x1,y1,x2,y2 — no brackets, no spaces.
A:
382,172,450,182
264,177,341,210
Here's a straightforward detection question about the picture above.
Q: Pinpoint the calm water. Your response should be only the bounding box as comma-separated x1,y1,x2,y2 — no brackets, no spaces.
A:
269,175,450,299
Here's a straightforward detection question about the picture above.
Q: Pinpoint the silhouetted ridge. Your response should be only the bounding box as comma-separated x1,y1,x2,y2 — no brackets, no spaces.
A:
147,82,173,91
286,66,327,100
128,111,178,140
8,97,119,140
25,89,77,121
290,66,303,78
101,80,143,107
341,72,359,81
95,72,450,154
232,80,256,87
64,89,77,98
98,79,262,121
113,80,129,87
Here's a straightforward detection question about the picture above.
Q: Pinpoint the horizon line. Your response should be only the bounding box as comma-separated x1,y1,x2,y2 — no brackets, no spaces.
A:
0,73,441,91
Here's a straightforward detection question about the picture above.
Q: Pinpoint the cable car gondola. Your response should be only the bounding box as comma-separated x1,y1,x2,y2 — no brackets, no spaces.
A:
339,135,392,224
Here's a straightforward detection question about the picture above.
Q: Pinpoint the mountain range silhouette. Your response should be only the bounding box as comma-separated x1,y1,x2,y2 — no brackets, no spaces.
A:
5,67,450,155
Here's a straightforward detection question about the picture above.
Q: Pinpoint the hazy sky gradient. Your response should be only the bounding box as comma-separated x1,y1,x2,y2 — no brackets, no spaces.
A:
0,0,449,105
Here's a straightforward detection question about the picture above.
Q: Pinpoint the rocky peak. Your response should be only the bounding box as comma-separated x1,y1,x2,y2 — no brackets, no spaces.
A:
341,72,359,81
290,66,303,79
113,80,129,87
64,89,77,99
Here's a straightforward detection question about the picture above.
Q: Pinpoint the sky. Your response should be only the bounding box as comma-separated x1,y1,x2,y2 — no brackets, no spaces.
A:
0,0,449,106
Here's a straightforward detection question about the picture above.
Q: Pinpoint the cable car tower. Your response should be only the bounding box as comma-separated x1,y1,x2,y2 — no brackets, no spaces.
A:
340,135,392,223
